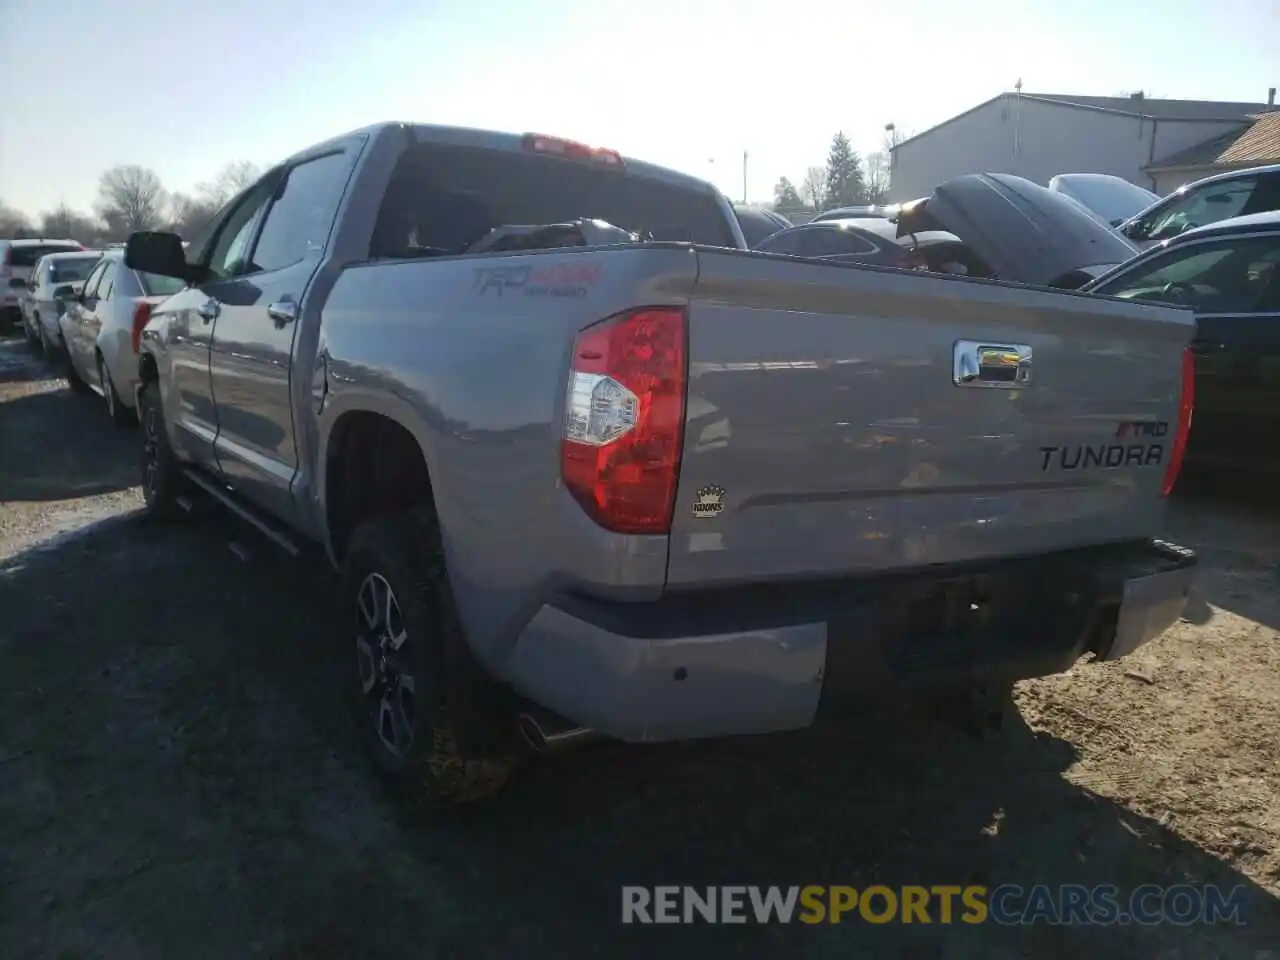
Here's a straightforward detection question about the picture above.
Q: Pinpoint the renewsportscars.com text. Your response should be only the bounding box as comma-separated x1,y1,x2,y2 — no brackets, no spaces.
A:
621,884,1248,926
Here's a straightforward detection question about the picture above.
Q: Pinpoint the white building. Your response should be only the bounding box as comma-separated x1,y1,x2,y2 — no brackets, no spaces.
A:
888,91,1278,201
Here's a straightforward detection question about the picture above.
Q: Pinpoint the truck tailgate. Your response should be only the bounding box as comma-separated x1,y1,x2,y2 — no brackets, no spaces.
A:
667,249,1195,587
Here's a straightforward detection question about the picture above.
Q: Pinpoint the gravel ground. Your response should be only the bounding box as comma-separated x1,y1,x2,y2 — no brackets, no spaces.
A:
1,334,1277,959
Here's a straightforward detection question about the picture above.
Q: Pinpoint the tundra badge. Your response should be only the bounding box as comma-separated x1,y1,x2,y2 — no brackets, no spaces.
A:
693,485,726,519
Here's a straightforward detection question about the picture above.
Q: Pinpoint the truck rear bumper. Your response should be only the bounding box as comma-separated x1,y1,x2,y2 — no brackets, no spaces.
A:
503,539,1196,743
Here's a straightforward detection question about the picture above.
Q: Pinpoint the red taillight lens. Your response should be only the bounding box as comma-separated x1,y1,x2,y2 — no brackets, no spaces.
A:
560,306,687,534
1161,346,1195,496
523,133,623,168
130,301,152,353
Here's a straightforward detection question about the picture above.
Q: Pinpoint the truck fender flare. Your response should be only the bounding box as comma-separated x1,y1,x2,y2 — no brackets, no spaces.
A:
315,388,447,561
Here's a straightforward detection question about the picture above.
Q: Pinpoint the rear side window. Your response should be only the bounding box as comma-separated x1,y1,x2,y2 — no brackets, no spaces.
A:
250,152,351,272
372,143,735,257
797,227,879,257
756,230,805,256
47,256,102,284
10,243,82,267
80,260,109,299
94,261,119,300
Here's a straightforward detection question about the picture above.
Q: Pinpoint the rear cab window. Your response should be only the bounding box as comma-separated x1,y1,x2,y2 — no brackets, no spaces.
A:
370,141,736,258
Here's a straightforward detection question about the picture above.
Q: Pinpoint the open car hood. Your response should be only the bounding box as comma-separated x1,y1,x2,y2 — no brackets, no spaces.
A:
896,173,1140,287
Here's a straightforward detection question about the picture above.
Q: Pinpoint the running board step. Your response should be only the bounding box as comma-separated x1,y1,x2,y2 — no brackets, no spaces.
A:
179,467,303,557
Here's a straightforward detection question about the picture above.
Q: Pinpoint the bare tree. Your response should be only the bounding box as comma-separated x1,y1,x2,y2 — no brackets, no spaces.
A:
96,165,168,235
0,201,34,238
801,166,828,212
39,203,103,243
864,151,891,204
196,160,262,208
166,191,219,240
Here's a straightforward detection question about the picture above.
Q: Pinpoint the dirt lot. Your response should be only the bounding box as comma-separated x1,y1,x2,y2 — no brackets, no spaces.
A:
1,335,1277,959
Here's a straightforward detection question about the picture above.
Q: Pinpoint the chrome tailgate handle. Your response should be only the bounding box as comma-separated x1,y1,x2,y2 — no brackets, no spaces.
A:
953,340,1033,388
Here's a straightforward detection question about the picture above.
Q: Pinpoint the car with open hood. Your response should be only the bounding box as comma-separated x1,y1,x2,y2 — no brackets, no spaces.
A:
894,173,1143,289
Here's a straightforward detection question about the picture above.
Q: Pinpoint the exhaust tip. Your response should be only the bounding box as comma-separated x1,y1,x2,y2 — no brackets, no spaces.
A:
517,708,597,753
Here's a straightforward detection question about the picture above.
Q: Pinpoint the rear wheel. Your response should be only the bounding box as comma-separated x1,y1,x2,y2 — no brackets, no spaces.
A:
342,509,516,806
138,381,187,520
98,355,135,427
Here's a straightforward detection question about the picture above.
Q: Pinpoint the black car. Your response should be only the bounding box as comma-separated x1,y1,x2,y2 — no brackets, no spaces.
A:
752,219,911,268
732,204,792,247
1084,209,1280,475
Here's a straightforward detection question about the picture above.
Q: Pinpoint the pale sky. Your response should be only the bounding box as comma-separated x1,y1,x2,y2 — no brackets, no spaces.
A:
1,0,1277,219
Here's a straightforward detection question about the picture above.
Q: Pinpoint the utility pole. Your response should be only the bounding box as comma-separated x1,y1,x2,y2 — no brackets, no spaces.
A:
742,150,748,203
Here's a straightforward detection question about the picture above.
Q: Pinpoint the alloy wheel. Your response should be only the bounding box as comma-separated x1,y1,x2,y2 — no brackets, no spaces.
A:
355,572,417,757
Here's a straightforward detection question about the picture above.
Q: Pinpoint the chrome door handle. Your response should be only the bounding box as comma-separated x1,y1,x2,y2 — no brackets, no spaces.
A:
953,340,1033,388
197,299,220,323
267,300,298,327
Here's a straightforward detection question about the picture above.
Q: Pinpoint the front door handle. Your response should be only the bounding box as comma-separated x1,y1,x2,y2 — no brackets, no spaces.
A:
267,300,298,327
196,299,220,324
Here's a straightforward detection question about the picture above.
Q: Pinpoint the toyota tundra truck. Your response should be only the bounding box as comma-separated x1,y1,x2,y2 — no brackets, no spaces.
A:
124,122,1198,804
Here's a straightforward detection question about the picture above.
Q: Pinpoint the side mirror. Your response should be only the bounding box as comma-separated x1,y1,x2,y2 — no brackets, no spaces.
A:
52,284,77,300
1120,220,1146,241
124,231,191,282
7,277,26,290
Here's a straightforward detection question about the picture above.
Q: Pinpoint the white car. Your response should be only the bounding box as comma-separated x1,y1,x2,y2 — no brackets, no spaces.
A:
1047,174,1159,228
1,237,86,330
55,248,185,426
22,250,104,350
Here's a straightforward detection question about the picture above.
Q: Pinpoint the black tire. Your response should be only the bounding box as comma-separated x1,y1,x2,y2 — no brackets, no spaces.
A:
99,355,136,428
24,314,39,348
342,509,516,806
62,340,92,395
138,380,187,521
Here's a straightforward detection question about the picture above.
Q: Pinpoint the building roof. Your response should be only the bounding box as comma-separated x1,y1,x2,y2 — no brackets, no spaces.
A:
1147,112,1280,172
892,92,1277,152
1024,93,1275,121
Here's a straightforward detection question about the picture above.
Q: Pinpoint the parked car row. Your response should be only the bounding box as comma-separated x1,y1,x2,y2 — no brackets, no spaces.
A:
14,246,186,426
738,168,1280,477
1,237,86,331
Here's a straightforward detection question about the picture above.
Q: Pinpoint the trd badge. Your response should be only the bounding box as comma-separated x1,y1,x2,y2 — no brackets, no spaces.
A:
692,485,726,519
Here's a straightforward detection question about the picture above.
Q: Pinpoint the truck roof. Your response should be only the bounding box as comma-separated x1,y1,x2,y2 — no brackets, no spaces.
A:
285,121,721,200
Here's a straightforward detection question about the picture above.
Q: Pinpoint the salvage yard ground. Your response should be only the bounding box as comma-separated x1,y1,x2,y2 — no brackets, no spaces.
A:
0,335,1277,959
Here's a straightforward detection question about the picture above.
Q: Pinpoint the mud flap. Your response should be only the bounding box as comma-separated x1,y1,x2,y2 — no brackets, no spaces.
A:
1102,565,1195,661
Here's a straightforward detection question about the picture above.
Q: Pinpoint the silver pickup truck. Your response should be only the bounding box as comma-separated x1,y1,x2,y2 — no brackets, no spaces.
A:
125,122,1198,804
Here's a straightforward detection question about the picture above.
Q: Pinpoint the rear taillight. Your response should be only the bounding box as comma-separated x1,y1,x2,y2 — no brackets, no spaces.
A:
130,301,152,353
1161,346,1195,496
560,307,687,534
